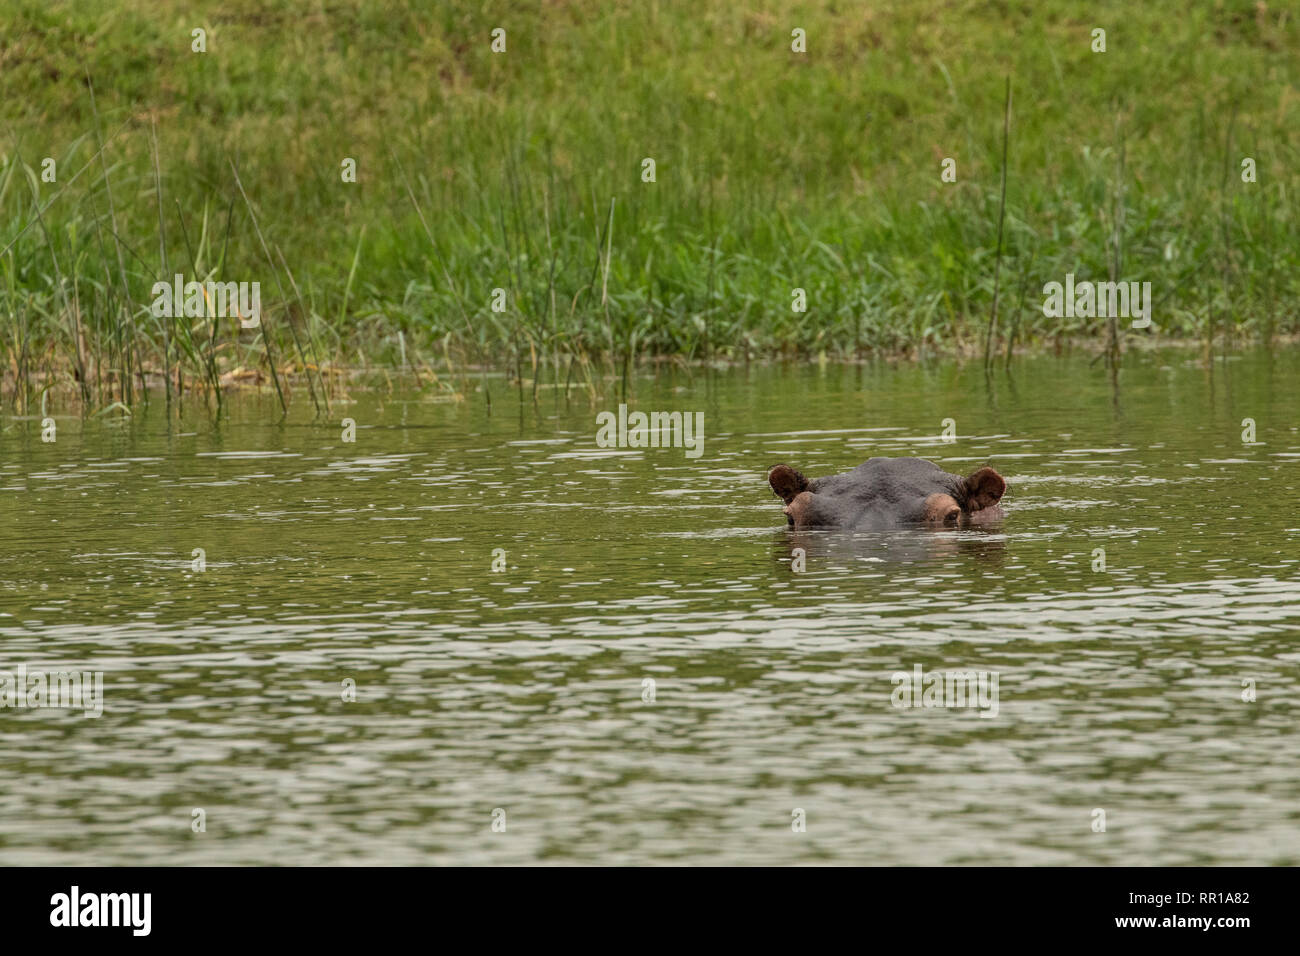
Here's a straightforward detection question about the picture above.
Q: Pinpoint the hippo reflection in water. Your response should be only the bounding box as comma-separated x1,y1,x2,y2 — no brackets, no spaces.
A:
768,457,1007,531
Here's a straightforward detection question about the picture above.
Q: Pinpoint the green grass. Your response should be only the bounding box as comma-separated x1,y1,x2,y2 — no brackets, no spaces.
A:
1,0,1298,409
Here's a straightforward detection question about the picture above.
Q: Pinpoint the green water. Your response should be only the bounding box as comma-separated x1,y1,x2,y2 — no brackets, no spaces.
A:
2,349,1299,865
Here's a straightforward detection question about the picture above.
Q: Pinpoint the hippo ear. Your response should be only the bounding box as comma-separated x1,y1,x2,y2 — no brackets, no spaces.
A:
768,464,810,504
962,466,1006,512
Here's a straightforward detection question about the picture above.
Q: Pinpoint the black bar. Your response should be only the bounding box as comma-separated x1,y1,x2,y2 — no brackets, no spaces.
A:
2,866,1284,941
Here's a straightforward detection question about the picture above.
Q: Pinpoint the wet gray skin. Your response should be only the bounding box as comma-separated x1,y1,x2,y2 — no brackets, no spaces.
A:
768,456,1007,530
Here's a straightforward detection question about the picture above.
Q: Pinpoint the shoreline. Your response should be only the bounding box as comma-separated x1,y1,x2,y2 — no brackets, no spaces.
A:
5,332,1296,412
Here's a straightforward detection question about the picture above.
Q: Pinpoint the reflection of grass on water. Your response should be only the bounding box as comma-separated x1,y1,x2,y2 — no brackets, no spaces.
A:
1,0,1297,411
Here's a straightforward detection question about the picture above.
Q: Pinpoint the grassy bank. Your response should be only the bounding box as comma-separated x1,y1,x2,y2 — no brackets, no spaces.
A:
1,0,1298,410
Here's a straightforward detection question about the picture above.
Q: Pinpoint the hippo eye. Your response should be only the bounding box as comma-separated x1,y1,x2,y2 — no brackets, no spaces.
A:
922,492,962,524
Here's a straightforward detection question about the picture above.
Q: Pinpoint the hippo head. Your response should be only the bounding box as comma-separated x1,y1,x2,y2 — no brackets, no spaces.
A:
767,457,1006,530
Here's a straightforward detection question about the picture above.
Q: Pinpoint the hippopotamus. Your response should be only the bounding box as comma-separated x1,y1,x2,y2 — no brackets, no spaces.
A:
767,457,1006,530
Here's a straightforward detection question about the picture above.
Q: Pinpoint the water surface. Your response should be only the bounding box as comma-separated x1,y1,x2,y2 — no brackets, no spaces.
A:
2,349,1298,864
